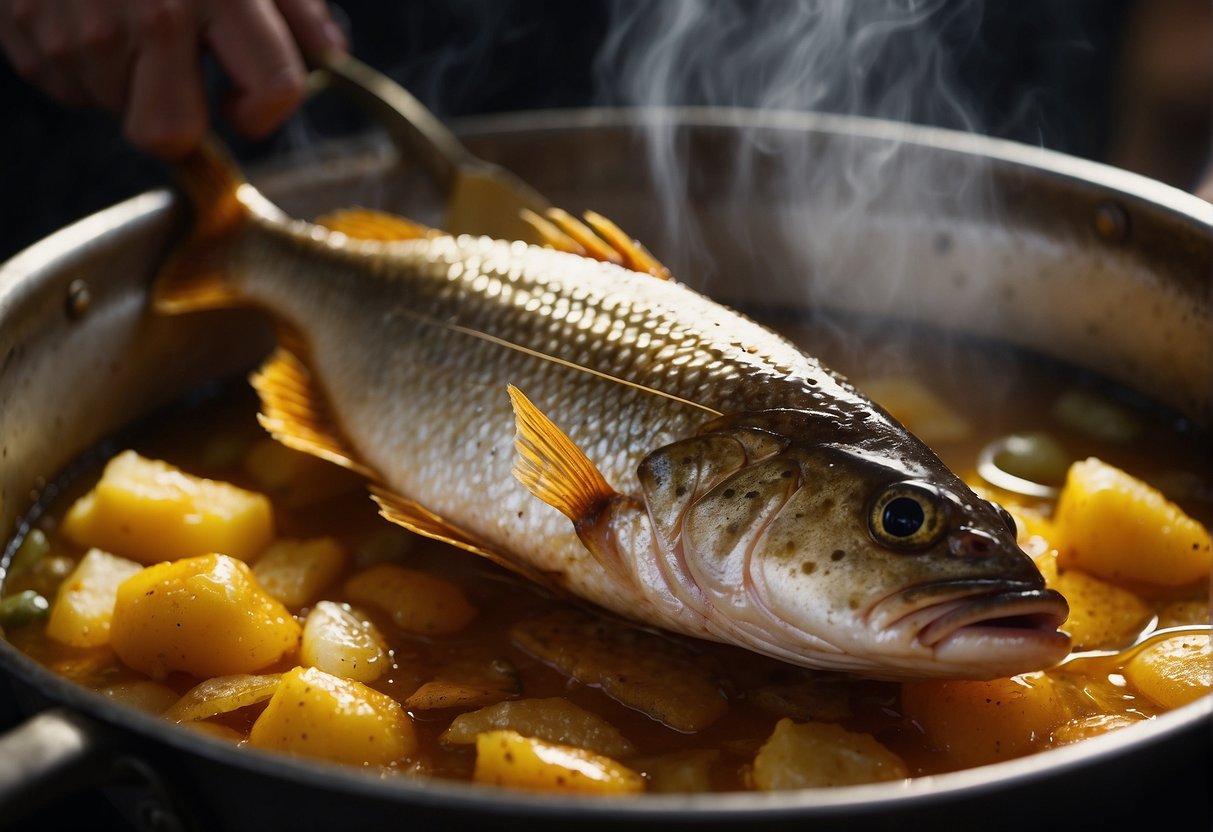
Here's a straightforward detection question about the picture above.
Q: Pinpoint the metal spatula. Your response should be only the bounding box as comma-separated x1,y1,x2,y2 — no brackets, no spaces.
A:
307,51,551,243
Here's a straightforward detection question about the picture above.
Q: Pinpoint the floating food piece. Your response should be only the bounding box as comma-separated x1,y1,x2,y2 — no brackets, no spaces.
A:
632,750,719,794
7,528,49,577
242,438,362,508
442,697,633,758
1053,458,1212,587
110,553,301,679
405,654,519,711
0,589,50,630
856,377,972,444
472,730,643,795
1053,390,1141,443
900,673,1068,769
45,548,142,648
165,674,282,722
511,608,727,732
747,676,854,722
990,432,1070,489
1125,635,1212,710
1050,569,1152,650
300,601,389,683
62,451,273,564
99,680,181,715
249,666,416,766
750,719,908,790
345,563,477,636
253,537,347,610
1050,713,1147,746
1156,599,1211,629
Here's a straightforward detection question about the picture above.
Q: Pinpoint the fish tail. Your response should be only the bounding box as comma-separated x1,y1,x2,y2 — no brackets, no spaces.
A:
152,139,250,314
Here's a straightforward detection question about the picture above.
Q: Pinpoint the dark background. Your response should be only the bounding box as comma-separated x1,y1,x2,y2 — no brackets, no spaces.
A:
1,1,1209,830
8,0,1211,265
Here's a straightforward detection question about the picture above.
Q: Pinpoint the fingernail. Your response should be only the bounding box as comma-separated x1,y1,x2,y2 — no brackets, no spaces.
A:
323,20,348,51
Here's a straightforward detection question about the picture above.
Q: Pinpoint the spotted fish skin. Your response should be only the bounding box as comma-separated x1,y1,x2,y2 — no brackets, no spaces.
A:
155,144,1069,680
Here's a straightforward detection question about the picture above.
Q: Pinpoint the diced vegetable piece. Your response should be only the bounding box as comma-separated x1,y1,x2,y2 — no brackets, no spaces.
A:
8,528,49,577
345,564,476,635
990,432,1070,488
248,666,415,766
300,601,388,683
750,719,908,790
100,680,180,714
748,677,853,722
1053,458,1212,586
1053,390,1141,443
253,537,347,609
633,750,719,794
45,549,143,647
406,656,520,711
511,608,728,732
442,698,633,758
242,438,362,508
0,590,50,629
110,553,301,679
1051,568,1152,650
165,674,282,722
1157,599,1211,629
858,377,971,444
473,730,643,795
1125,635,1212,709
1051,713,1147,746
900,672,1068,769
62,451,274,564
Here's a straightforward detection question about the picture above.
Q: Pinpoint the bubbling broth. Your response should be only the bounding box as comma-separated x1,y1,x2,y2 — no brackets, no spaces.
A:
2,321,1210,794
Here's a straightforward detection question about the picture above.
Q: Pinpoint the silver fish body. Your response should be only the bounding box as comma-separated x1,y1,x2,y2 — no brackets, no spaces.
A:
155,147,1069,680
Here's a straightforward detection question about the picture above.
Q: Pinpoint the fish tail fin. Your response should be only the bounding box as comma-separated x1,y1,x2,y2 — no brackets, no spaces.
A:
152,140,250,314
522,208,671,280
507,384,618,526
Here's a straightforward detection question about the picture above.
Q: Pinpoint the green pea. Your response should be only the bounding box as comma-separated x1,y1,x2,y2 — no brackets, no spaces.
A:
0,590,50,629
8,528,49,577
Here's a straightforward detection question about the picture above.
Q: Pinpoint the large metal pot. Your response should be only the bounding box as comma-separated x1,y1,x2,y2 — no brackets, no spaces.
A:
0,109,1210,831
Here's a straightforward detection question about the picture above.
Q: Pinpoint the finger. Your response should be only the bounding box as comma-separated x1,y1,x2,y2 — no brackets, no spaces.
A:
123,2,207,158
204,0,307,138
275,0,347,57
17,0,90,106
71,0,133,112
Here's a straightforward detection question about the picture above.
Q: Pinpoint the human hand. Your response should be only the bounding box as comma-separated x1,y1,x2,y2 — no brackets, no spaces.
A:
0,0,347,158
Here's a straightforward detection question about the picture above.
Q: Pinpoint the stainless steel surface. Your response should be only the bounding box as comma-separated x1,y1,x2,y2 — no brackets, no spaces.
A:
0,108,1209,829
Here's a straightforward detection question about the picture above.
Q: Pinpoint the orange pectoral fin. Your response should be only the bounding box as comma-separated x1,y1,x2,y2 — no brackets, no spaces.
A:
507,385,619,528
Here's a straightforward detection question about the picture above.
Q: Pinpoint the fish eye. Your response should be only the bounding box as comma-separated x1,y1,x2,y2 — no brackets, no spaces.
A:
868,481,948,551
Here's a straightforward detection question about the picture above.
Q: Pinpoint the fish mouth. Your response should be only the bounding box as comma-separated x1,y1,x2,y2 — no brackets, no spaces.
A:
871,580,1071,675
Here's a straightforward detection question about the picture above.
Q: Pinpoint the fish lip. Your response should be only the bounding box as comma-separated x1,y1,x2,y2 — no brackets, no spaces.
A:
868,580,1068,649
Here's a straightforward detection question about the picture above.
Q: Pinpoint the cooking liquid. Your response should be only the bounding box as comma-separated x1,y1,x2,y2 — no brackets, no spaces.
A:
2,320,1209,790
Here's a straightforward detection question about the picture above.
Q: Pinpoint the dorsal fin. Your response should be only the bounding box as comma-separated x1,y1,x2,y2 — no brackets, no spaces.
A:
523,208,671,280
249,327,375,478
314,208,438,241
507,385,618,525
369,485,566,594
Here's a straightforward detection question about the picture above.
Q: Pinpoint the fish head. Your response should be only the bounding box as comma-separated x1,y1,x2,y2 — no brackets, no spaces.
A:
638,414,1070,680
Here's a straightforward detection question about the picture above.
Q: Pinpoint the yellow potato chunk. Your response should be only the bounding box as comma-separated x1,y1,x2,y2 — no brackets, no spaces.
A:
62,451,274,564
1054,458,1212,586
1051,568,1152,650
249,666,415,766
253,537,347,610
300,601,389,683
110,553,301,679
241,438,362,508
900,672,1068,769
750,719,908,790
344,564,476,635
1125,635,1212,710
442,697,633,758
473,730,643,795
45,548,143,647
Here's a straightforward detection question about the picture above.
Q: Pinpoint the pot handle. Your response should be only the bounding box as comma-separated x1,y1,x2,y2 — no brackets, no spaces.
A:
0,707,120,828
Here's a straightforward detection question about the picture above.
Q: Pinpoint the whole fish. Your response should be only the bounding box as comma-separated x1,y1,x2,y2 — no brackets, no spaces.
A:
154,143,1069,680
